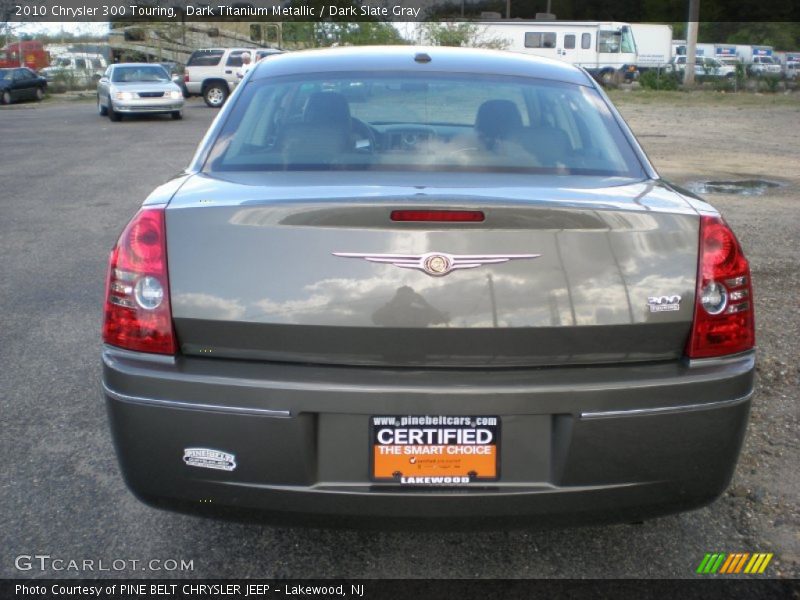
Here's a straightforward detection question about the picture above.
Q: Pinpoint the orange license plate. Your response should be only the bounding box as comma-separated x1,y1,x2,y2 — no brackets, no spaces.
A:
370,415,500,485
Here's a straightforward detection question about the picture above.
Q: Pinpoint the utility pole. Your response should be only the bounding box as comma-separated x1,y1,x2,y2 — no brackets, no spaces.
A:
684,0,700,86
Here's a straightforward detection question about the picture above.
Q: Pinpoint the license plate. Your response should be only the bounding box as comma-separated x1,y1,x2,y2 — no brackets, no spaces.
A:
370,415,500,485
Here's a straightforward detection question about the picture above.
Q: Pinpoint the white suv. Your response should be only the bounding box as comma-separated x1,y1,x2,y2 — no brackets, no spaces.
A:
184,47,282,107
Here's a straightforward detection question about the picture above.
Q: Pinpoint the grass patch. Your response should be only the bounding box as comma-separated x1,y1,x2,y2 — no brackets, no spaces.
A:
608,88,799,107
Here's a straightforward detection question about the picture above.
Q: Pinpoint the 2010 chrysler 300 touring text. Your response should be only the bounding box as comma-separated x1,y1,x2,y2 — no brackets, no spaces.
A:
101,47,755,526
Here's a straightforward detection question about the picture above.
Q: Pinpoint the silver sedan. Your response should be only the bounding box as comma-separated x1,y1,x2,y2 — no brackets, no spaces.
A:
97,63,184,122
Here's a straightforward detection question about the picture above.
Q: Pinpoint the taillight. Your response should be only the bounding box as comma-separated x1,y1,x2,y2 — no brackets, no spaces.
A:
184,73,189,82
103,207,176,355
686,216,754,359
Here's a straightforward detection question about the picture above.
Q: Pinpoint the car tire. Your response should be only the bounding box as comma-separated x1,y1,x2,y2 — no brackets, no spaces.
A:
171,110,183,120
108,102,121,122
203,83,228,108
35,87,44,101
1,90,11,105
98,96,108,115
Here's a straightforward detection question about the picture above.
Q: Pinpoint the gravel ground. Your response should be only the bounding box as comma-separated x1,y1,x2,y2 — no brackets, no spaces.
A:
0,92,798,580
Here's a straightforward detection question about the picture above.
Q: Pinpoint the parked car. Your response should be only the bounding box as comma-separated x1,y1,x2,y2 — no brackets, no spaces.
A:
184,47,282,108
102,46,755,526
785,60,799,80
0,67,47,104
97,63,184,122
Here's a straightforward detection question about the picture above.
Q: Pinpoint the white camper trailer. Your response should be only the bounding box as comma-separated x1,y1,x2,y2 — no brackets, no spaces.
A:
478,21,638,83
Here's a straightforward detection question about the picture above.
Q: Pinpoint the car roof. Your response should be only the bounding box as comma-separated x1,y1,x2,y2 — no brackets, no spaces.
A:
250,46,593,86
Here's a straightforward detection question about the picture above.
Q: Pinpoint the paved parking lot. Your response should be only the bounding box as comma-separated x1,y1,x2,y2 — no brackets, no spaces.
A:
1,96,797,579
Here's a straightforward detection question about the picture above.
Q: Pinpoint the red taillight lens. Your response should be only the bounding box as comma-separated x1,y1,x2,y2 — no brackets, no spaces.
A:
103,207,176,355
391,210,485,222
184,73,189,82
686,216,754,359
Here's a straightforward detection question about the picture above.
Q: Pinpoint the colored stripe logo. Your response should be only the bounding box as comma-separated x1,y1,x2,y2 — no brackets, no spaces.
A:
696,553,773,574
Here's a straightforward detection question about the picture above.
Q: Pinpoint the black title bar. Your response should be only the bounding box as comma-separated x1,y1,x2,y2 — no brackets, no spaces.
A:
3,0,800,22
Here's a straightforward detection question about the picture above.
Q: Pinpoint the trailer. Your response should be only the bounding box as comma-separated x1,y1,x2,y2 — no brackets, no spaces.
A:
629,23,672,71
476,21,638,83
0,40,50,70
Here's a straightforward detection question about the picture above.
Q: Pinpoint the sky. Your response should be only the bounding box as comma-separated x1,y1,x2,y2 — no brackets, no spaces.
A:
15,22,110,38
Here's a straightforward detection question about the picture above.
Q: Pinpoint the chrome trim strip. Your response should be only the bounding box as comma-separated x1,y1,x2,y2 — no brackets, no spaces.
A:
102,345,176,365
102,383,291,418
580,391,753,420
686,350,756,370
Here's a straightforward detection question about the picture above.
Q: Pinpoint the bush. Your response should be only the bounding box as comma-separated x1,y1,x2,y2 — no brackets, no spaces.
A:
761,75,781,93
713,78,735,92
735,63,747,88
639,69,680,91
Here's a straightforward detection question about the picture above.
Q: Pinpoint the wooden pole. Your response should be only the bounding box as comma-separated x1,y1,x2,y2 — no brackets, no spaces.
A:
684,0,700,86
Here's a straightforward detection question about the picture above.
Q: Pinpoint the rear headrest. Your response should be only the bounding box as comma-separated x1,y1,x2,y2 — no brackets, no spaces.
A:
303,92,351,126
475,99,523,140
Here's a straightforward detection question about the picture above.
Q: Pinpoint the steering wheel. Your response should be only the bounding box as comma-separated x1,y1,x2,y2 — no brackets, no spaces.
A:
351,118,378,152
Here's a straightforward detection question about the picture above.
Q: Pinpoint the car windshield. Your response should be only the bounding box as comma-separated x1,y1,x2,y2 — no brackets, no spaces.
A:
112,65,170,83
0,70,12,80
205,73,643,177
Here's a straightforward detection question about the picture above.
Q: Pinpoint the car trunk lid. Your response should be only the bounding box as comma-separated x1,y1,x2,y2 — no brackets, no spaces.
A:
165,172,699,367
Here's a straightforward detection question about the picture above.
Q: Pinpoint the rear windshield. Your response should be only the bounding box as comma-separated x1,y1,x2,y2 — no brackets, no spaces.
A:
112,65,170,83
204,72,644,177
187,50,224,67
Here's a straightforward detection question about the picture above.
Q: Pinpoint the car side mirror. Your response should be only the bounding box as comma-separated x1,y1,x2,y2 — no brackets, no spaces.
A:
99,77,108,83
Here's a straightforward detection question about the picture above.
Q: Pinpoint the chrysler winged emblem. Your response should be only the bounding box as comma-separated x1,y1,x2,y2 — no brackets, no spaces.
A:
332,251,541,277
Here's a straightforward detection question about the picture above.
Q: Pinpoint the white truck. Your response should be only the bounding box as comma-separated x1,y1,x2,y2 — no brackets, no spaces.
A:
629,24,672,72
773,51,800,79
735,45,781,76
673,42,719,59
477,21,638,83
673,42,738,62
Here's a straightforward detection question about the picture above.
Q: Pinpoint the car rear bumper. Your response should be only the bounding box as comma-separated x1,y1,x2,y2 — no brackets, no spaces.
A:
102,345,754,526
185,81,201,95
